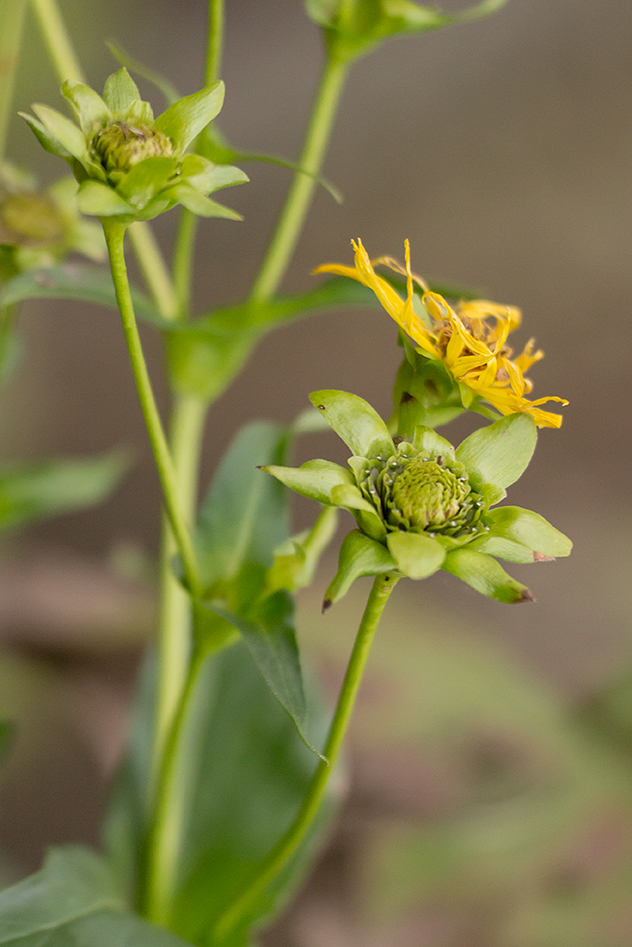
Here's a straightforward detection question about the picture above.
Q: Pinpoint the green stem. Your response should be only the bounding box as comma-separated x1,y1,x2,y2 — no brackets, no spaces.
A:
102,219,201,596
30,0,84,84
128,222,178,321
173,209,198,319
206,0,224,84
249,49,350,302
142,645,207,923
212,571,399,944
0,0,27,161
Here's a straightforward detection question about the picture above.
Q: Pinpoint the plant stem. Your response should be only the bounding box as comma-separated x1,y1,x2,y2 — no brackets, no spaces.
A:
129,222,178,321
31,0,84,85
142,645,207,924
0,0,27,161
249,49,349,302
173,209,198,319
102,219,201,597
212,571,399,944
206,0,224,84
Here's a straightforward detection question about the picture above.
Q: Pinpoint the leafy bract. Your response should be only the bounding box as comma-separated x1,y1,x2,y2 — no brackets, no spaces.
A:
309,389,393,459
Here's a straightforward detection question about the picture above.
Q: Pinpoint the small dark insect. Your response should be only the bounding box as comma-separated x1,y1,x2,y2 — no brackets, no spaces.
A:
118,122,147,142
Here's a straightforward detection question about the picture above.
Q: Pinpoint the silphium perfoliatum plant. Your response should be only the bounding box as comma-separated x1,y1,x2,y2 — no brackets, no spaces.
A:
263,390,571,608
20,68,248,223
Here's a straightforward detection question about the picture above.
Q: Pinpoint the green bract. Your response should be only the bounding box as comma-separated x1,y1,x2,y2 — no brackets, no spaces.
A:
263,390,571,606
20,68,248,224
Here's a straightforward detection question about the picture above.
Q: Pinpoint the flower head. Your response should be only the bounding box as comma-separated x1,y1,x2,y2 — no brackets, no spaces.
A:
263,390,571,607
314,239,567,428
0,161,104,276
21,68,248,224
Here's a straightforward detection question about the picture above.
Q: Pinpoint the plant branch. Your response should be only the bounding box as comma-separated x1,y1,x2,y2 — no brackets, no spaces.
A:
30,0,84,84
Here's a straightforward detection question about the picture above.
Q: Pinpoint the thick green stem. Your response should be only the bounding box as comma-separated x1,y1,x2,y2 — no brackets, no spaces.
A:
0,0,27,161
30,0,84,84
212,571,399,944
102,219,201,596
249,50,350,302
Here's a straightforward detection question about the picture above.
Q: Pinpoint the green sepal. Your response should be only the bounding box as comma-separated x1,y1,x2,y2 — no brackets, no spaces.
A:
117,156,179,208
309,389,394,459
411,426,456,463
466,534,537,564
165,182,242,219
263,458,354,505
266,506,339,595
62,81,110,134
154,81,225,152
485,506,572,558
323,529,396,608
392,352,464,435
77,180,136,217
102,67,142,114
31,103,90,165
455,412,537,493
442,547,534,603
19,111,73,160
386,530,446,579
106,40,181,106
179,154,248,193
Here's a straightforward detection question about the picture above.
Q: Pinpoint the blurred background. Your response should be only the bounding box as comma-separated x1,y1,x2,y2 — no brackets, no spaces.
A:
1,1,632,944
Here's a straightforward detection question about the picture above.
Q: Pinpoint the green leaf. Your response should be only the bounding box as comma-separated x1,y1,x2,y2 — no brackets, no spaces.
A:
0,846,194,947
386,530,446,579
485,506,572,558
196,421,289,593
105,644,333,945
62,81,111,134
442,547,534,603
179,155,248,193
466,533,536,564
167,322,258,400
106,41,181,107
309,389,394,459
410,426,456,462
154,82,225,153
102,67,142,114
263,458,354,505
455,413,537,495
78,180,136,217
20,111,73,159
0,452,128,532
266,506,339,594
205,591,308,735
324,529,396,607
0,264,164,326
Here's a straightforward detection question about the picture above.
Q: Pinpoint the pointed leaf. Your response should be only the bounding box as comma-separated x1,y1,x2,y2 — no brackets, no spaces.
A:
62,81,110,133
264,459,354,505
443,547,533,603
386,530,445,579
0,452,128,532
309,389,394,458
324,529,396,608
166,182,242,219
485,506,572,558
106,41,181,106
196,421,290,591
411,426,456,462
154,81,225,152
117,155,178,208
455,412,537,494
20,111,73,159
466,533,536,564
102,68,142,113
206,591,307,734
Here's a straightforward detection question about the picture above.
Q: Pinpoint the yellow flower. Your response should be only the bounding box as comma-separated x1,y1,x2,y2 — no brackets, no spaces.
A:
314,239,567,428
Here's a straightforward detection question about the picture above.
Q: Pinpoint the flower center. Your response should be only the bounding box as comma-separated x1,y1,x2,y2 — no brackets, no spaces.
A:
91,122,174,176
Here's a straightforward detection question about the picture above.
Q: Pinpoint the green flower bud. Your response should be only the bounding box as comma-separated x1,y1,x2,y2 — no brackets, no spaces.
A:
91,121,174,178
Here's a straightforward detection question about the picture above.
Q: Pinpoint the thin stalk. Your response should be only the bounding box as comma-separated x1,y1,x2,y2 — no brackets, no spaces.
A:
0,0,28,160
142,646,207,924
102,219,201,597
206,0,224,84
249,50,349,302
30,0,84,85
172,209,198,319
129,222,178,321
212,572,399,944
